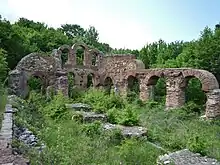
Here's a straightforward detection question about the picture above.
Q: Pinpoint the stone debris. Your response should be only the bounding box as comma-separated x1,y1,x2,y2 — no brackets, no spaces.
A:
157,149,220,165
103,123,147,138
13,125,46,153
66,103,92,112
81,111,107,123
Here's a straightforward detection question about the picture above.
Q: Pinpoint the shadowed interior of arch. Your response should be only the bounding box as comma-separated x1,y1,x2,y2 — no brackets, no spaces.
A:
75,46,85,65
87,73,94,88
27,75,43,92
104,77,113,94
185,76,207,108
147,75,166,103
127,75,140,102
60,48,69,68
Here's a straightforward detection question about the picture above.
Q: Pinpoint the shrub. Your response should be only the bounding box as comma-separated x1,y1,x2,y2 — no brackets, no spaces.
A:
0,88,7,127
82,88,125,113
107,105,140,126
118,105,140,126
81,121,102,137
27,76,42,92
41,92,70,120
187,134,207,156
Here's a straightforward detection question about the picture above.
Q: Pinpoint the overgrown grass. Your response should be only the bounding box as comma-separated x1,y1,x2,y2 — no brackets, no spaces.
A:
0,87,7,128
14,89,220,164
139,101,220,160
14,91,164,164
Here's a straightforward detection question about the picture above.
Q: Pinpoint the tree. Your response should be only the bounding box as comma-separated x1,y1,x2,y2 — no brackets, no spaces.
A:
60,24,85,39
0,49,8,82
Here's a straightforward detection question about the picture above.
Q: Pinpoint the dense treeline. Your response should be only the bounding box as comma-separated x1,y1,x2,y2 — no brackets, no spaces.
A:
0,15,220,102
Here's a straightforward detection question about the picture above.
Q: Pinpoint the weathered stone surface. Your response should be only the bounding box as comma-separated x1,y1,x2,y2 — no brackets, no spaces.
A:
103,123,147,138
81,111,107,122
66,103,92,111
0,96,30,164
157,149,220,165
13,125,46,151
0,103,13,147
205,89,220,119
8,42,220,119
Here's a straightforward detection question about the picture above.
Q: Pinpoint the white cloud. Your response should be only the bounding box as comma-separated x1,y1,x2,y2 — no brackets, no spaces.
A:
2,0,154,49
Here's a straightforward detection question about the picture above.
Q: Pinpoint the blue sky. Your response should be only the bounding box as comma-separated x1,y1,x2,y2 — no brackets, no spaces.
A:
0,0,220,49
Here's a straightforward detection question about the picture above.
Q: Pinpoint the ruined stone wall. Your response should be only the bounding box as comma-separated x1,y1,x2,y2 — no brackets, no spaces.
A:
99,55,145,83
8,43,220,119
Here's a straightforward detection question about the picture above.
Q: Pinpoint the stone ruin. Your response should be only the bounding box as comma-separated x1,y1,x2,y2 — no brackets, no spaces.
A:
8,42,220,119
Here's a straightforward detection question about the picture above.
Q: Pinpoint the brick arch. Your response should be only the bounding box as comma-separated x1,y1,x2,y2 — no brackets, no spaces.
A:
182,69,219,92
71,43,89,66
127,75,140,93
88,48,103,66
144,70,164,85
124,71,137,80
103,75,115,85
104,76,114,86
85,71,100,87
58,44,73,65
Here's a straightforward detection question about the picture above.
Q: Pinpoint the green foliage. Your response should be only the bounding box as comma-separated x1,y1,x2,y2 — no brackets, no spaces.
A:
154,78,166,102
187,134,207,156
81,121,102,137
117,138,164,164
2,14,220,164
0,88,7,128
27,76,42,92
0,49,8,82
82,88,125,113
185,78,206,105
107,105,140,126
41,92,70,120
71,112,83,123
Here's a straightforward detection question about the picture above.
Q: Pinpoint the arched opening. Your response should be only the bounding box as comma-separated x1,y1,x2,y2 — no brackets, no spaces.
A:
184,77,207,113
75,46,85,65
60,48,69,68
104,77,113,94
92,54,98,66
127,75,140,102
87,73,94,88
147,76,166,103
68,72,75,98
27,76,43,93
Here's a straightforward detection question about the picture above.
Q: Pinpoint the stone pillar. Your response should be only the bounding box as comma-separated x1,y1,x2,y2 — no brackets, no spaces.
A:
205,89,220,119
139,78,154,102
83,50,92,66
165,77,186,110
56,76,68,97
8,69,29,99
68,48,76,66
117,81,128,98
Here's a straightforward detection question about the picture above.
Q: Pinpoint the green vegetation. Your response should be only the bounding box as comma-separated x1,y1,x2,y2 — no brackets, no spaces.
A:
12,90,220,164
1,15,220,164
0,89,7,128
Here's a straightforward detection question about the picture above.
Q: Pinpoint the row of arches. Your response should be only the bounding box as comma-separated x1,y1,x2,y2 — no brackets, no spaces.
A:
103,74,207,107
57,43,102,68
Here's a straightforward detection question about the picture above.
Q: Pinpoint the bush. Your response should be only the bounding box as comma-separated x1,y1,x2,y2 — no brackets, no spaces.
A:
81,121,102,137
0,48,8,82
27,76,42,92
107,105,140,126
41,92,70,120
187,134,207,156
82,88,125,113
0,87,7,127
